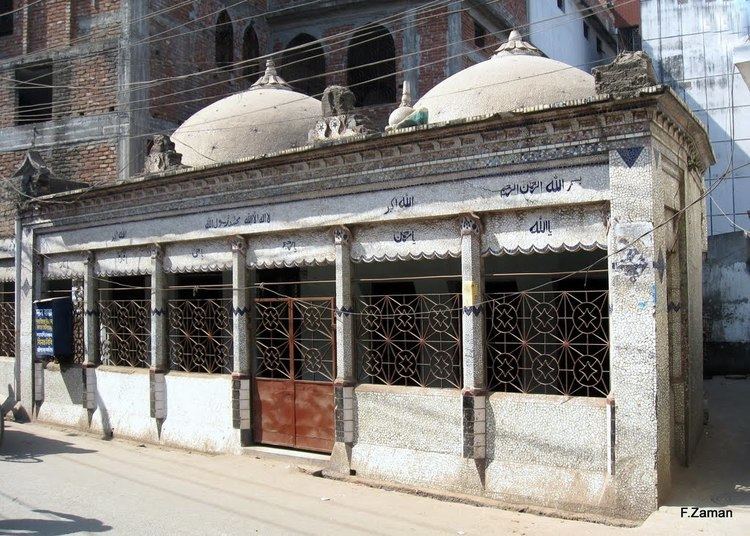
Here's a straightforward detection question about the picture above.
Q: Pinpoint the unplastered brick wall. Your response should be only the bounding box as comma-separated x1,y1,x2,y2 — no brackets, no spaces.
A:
55,48,119,117
148,0,270,127
27,0,72,53
0,3,22,58
71,0,122,40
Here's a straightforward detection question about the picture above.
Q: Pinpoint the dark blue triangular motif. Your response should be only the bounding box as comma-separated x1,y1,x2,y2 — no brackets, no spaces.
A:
617,146,644,168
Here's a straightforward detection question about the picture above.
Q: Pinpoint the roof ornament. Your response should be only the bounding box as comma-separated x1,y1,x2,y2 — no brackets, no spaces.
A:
308,85,372,142
493,29,542,58
250,58,292,90
386,80,428,132
387,81,415,129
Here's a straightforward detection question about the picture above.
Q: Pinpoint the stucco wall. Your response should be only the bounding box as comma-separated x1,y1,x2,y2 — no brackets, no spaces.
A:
704,230,750,374
36,363,88,428
0,356,14,412
485,393,610,513
36,365,240,454
90,366,155,443
350,385,612,514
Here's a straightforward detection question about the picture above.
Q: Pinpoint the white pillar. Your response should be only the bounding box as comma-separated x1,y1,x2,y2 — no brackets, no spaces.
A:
460,214,486,460
230,236,252,444
82,253,98,410
330,226,354,473
149,245,167,420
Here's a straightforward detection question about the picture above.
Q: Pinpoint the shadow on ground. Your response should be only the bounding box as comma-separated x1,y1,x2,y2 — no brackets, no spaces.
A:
0,509,111,535
665,377,750,509
0,423,97,464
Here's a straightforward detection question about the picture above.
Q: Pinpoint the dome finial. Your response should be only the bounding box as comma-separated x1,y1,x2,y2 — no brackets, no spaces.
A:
387,80,416,130
493,29,542,58
400,80,412,107
251,58,292,90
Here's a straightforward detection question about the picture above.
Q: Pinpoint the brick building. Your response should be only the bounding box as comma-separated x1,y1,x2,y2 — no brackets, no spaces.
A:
0,0,533,238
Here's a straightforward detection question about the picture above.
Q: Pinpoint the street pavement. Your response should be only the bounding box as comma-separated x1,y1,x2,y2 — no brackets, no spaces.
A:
0,377,748,535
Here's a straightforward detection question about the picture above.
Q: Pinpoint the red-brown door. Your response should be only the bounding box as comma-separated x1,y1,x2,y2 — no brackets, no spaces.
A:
252,298,335,453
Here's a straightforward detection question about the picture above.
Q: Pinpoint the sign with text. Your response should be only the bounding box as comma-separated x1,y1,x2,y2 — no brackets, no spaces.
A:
34,298,74,361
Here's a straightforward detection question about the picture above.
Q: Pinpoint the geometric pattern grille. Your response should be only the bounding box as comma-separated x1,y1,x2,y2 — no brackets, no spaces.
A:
254,298,335,382
168,299,232,374
486,290,609,397
357,293,462,389
99,300,151,368
0,301,14,357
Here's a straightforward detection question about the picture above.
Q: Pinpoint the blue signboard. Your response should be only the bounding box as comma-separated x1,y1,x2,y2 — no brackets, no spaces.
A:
34,298,74,361
35,306,55,357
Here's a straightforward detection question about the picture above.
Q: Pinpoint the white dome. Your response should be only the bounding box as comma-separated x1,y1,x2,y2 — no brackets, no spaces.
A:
172,60,320,167
414,31,596,124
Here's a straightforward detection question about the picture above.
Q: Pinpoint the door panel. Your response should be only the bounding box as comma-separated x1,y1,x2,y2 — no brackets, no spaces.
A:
253,379,295,448
253,297,336,453
294,382,335,452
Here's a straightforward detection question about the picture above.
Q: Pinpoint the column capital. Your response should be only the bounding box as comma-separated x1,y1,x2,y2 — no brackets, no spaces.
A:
150,243,163,261
460,213,482,236
332,225,351,245
230,235,247,254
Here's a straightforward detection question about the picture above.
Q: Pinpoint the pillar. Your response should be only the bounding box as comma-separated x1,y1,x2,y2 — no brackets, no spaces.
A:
330,226,354,473
459,214,486,460
230,236,252,445
16,225,39,419
607,145,669,519
81,253,98,410
149,245,167,420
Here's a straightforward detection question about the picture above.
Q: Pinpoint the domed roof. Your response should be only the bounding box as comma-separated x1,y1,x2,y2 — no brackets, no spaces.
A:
172,60,320,167
414,31,596,124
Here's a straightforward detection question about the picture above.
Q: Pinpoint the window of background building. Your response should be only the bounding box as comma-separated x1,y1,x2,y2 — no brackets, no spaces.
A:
618,26,642,52
583,22,589,40
557,0,565,12
597,37,603,55
474,20,487,48
281,33,326,98
215,10,234,70
242,25,260,82
0,0,12,37
347,25,396,106
16,63,53,125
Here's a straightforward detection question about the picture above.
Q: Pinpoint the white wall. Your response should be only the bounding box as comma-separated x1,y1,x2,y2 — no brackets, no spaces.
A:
528,0,616,72
641,0,750,235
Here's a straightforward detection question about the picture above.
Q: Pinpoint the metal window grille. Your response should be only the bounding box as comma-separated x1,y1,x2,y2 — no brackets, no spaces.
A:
357,293,462,388
72,282,85,364
255,298,335,382
99,300,151,368
0,301,14,357
168,298,232,374
486,290,609,397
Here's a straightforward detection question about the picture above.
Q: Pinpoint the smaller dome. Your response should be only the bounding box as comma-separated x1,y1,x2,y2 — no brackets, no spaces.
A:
414,30,597,124
172,60,321,167
388,81,415,128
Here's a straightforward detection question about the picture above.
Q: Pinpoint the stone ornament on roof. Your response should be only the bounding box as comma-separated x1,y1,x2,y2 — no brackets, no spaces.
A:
386,81,429,132
493,29,542,58
308,85,372,142
592,51,658,96
144,135,185,174
251,58,292,91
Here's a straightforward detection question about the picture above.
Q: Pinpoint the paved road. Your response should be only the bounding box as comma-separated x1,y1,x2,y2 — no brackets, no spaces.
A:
0,378,748,535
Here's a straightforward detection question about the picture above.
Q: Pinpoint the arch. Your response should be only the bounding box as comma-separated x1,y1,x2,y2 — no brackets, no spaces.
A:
347,25,396,106
215,10,234,70
280,33,326,97
242,25,260,81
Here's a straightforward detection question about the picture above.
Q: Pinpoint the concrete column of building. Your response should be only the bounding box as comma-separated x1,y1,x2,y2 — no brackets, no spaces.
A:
15,225,40,419
330,226,355,473
81,253,99,410
149,245,167,420
230,236,252,445
446,1,463,77
607,145,670,519
459,214,486,460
